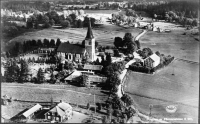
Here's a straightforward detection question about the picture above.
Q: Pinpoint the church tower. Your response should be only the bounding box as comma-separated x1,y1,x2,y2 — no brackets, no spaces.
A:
84,18,95,62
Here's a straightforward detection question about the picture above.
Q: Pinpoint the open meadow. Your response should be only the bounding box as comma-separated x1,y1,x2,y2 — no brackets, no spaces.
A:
124,59,199,123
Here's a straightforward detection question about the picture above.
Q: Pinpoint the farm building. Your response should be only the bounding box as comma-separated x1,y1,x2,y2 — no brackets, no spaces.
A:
143,53,160,68
20,104,42,119
57,18,96,62
83,64,103,72
82,74,107,87
44,101,73,122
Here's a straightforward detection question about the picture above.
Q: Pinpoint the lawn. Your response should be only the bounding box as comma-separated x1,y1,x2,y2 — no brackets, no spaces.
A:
124,59,199,123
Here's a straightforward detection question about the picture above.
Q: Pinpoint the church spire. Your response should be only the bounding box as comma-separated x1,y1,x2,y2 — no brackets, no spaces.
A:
85,18,94,39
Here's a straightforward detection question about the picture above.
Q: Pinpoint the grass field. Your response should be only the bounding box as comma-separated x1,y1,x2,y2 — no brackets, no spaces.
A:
1,83,108,119
124,59,199,123
140,27,199,62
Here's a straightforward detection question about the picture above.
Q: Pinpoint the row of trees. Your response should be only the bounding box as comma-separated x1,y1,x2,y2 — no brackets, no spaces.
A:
104,61,126,93
6,38,61,58
114,33,140,55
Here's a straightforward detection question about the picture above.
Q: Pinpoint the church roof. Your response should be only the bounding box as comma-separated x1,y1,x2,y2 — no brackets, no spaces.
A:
57,42,85,54
85,18,94,39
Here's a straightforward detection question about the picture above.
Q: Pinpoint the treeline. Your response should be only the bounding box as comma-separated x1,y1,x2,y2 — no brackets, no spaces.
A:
129,1,198,18
6,38,61,58
2,1,51,12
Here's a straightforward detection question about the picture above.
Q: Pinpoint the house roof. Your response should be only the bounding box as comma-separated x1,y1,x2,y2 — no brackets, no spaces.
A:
49,106,65,117
22,104,42,118
57,42,85,54
147,53,160,62
45,101,72,117
57,102,72,111
85,18,94,39
105,49,114,54
83,65,103,71
64,71,82,81
84,75,107,83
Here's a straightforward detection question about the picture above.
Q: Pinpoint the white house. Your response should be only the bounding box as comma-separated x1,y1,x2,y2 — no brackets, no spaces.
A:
44,100,73,122
143,53,160,68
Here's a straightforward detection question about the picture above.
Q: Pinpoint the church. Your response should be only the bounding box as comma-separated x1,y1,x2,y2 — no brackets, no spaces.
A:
57,18,96,63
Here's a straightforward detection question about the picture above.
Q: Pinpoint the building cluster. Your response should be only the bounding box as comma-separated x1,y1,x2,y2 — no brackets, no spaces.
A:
16,100,73,123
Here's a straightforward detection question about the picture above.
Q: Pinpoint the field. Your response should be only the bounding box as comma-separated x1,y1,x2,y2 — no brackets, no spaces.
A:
124,59,199,123
1,83,108,119
140,24,199,62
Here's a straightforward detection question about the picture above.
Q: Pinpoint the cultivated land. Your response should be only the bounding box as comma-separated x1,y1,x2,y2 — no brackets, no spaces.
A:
124,59,199,123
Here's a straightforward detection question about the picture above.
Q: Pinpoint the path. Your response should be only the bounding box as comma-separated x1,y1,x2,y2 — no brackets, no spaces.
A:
134,30,148,41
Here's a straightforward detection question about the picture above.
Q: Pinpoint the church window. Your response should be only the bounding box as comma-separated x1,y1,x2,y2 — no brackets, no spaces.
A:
89,41,91,45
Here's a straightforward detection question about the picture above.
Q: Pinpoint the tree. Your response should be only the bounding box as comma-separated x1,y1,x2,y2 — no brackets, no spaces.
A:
26,18,33,28
37,68,45,83
56,38,61,47
50,39,56,47
105,54,112,66
77,19,83,28
121,94,133,107
123,33,133,45
114,37,124,48
50,72,56,84
192,19,198,26
107,72,121,88
18,59,29,83
4,61,20,82
125,42,136,55
37,39,43,47
61,20,70,28
69,13,77,21
42,15,49,24
43,39,50,47
114,49,120,57
64,62,74,71
49,19,55,26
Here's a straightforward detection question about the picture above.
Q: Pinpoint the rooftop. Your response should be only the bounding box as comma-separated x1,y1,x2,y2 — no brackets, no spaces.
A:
83,64,103,71
57,43,85,54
